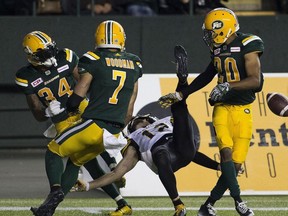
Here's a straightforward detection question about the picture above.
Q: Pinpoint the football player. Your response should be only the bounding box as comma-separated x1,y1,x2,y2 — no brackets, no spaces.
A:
71,45,221,216
15,30,132,216
159,8,264,216
29,20,142,216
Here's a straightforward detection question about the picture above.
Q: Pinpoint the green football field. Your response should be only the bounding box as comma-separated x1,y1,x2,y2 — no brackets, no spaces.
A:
1,195,288,215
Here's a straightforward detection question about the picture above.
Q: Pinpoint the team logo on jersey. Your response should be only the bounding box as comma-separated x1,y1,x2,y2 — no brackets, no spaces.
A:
230,47,241,52
31,78,43,87
212,21,223,30
214,48,221,55
45,70,51,75
244,109,250,114
57,64,69,73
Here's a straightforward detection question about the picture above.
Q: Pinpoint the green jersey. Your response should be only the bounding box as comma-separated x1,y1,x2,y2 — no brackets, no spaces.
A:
79,49,142,126
15,49,79,122
212,32,264,105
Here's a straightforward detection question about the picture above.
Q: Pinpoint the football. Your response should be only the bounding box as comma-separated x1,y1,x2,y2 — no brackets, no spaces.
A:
266,92,288,117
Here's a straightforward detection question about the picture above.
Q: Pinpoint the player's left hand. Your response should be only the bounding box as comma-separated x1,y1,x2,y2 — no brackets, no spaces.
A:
209,82,230,102
70,179,88,192
45,100,65,117
158,92,183,109
114,176,126,188
238,166,245,176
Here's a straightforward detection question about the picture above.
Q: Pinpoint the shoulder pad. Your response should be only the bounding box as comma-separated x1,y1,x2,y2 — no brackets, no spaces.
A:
63,48,75,62
15,76,29,87
242,35,262,46
15,67,30,87
83,51,100,61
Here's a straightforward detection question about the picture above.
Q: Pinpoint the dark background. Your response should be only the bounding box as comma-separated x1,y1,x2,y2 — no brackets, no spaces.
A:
0,15,287,148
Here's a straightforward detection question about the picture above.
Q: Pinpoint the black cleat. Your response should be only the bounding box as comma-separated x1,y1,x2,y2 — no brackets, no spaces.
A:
174,45,188,83
30,207,55,216
30,188,64,216
197,203,217,216
235,201,254,216
173,204,187,216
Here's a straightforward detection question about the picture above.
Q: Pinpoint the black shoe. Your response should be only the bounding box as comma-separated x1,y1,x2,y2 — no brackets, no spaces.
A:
235,201,254,216
30,206,55,216
173,204,187,216
174,45,188,83
30,188,64,216
197,203,217,216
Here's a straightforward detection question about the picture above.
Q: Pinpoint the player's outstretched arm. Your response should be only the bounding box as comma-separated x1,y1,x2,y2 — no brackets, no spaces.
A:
87,146,139,191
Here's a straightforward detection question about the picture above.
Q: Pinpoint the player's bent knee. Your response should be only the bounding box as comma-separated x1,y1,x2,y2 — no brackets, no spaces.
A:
69,155,85,167
47,140,63,157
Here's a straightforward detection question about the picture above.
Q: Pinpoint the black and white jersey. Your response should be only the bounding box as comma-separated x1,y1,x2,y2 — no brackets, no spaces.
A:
128,116,173,173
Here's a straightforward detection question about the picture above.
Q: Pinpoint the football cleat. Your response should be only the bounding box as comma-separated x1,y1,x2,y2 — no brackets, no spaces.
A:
30,188,64,216
235,201,254,216
30,206,55,216
174,45,188,83
173,204,187,216
197,203,217,216
108,204,132,216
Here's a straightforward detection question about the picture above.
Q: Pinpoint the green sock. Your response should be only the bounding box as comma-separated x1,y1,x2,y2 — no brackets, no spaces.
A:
61,158,80,195
100,151,117,170
116,199,128,207
210,175,228,202
45,149,64,187
221,161,240,198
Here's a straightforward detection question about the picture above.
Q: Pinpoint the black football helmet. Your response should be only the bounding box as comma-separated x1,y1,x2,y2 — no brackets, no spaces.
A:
127,114,158,134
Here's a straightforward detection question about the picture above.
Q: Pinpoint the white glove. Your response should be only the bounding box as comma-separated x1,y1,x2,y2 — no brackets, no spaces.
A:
209,82,230,102
45,100,65,117
158,92,183,109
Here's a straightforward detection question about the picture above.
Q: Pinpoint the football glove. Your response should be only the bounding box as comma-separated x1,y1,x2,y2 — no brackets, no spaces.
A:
174,45,188,83
209,82,230,102
70,179,89,192
45,100,65,117
238,166,245,176
158,92,183,109
114,176,126,189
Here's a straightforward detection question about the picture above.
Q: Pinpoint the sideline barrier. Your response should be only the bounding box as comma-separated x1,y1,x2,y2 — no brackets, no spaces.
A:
116,73,288,196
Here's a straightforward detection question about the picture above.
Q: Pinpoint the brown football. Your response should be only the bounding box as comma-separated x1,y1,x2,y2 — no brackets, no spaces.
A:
266,92,288,117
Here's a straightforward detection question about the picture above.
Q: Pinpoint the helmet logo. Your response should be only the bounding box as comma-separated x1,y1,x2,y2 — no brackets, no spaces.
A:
212,21,223,30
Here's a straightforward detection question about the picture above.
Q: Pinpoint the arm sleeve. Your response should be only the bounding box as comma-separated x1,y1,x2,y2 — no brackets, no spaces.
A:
66,92,84,112
180,62,217,98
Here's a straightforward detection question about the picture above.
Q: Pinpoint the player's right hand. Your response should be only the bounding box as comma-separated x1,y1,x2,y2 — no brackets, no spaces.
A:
70,179,88,192
45,100,65,117
158,92,182,109
209,82,230,102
